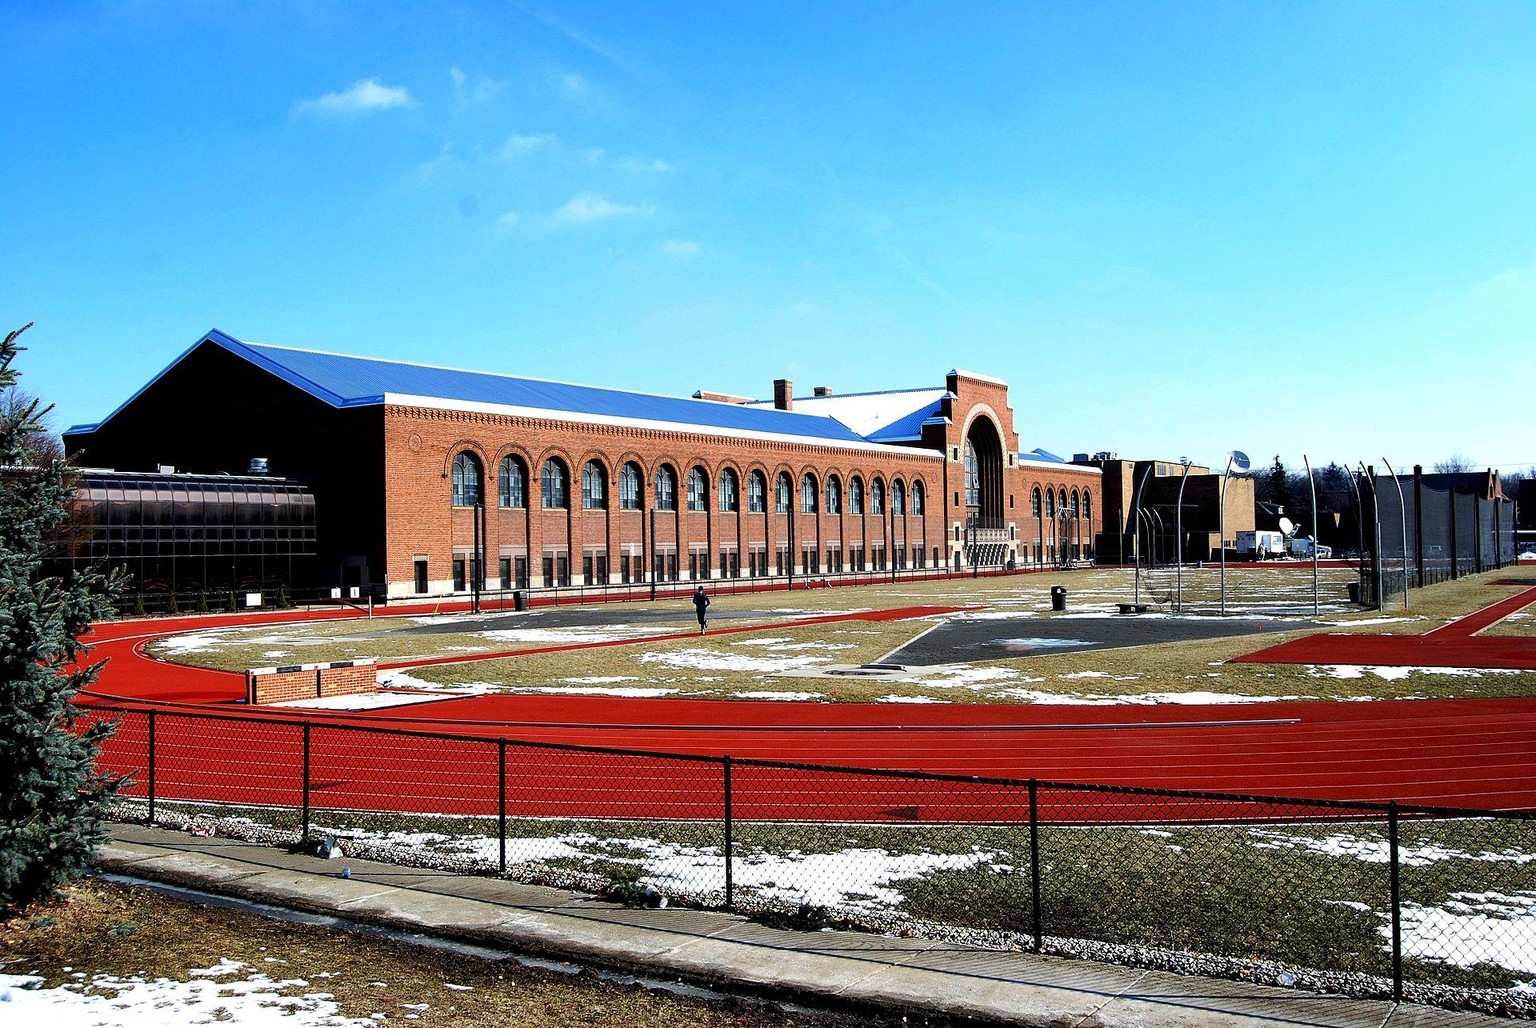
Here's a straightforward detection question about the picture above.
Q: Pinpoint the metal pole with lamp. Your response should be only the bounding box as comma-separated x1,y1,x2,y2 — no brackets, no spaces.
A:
1303,454,1319,617
1219,451,1250,615
1174,459,1194,612
1381,458,1410,610
1358,462,1383,609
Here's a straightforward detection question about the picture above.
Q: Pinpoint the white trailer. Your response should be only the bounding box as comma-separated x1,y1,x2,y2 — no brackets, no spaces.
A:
1236,530,1287,557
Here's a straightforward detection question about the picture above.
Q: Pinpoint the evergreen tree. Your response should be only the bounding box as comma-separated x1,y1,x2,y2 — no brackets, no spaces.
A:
0,323,124,914
1259,455,1292,513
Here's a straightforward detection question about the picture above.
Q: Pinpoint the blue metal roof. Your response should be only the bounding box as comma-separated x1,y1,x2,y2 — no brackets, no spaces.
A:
70,330,879,447
864,400,945,443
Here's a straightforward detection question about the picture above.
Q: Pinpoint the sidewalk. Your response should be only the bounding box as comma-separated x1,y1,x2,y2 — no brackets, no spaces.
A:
98,823,1496,1028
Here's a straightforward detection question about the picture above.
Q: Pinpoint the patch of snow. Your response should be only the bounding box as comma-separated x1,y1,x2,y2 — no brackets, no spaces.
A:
0,970,377,1027
1396,893,1536,973
638,648,832,673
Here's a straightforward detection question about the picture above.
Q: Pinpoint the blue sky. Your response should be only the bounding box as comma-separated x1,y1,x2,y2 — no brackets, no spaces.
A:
5,1,1533,474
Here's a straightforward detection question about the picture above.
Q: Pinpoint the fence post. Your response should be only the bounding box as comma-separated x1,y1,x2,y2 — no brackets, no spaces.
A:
1029,778,1042,952
723,755,734,912
498,739,508,875
1388,801,1403,1004
301,721,312,841
146,709,157,825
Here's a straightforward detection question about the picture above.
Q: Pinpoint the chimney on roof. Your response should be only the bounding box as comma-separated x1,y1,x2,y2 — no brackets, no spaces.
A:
813,386,832,397
773,379,793,411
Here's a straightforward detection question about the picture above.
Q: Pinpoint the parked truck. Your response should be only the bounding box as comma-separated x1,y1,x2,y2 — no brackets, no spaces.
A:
1236,530,1287,558
1288,536,1332,559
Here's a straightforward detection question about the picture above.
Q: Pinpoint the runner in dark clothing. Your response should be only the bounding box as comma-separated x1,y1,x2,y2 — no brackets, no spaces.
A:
692,586,710,634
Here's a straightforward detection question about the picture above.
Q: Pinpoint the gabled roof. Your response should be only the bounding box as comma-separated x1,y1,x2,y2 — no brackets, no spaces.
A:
744,388,949,443
66,330,935,454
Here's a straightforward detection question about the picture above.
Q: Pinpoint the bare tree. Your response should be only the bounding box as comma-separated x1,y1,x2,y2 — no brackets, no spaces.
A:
1433,454,1475,474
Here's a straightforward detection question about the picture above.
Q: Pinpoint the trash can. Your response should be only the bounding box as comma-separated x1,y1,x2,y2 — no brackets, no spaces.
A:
514,589,529,611
1050,585,1067,612
1346,582,1361,604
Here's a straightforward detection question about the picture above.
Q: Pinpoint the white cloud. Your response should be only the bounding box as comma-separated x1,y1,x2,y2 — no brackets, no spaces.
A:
552,192,653,224
496,211,521,229
561,72,590,96
617,156,673,173
295,78,415,116
501,132,557,158
659,239,699,258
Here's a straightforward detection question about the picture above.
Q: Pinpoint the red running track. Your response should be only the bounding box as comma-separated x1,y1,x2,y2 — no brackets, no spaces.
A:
77,596,1536,817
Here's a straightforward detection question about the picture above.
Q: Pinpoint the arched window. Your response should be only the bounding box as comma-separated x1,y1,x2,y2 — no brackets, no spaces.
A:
870,478,885,515
581,461,606,510
719,468,739,512
775,472,792,513
1069,489,1079,517
849,476,864,515
451,452,482,507
911,480,925,515
541,458,568,509
654,465,677,510
964,441,981,507
687,467,708,511
497,456,525,508
1031,487,1042,518
619,462,642,510
800,473,818,514
1058,489,1068,517
892,480,905,516
1044,490,1055,518
1082,492,1091,523
747,471,767,513
825,475,841,515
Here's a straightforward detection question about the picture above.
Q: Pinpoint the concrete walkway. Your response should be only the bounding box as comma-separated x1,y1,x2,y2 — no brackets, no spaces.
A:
98,823,1497,1028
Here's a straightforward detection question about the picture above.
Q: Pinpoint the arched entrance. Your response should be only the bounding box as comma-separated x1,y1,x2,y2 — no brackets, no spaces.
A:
963,417,1007,567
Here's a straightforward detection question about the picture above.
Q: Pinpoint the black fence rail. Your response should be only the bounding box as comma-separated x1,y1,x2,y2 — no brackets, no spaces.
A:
81,701,1536,1011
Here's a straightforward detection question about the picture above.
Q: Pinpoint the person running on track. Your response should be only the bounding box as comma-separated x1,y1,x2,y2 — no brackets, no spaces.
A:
692,586,710,635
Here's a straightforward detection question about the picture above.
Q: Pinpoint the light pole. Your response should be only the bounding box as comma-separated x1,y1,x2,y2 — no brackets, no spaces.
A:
1358,462,1383,610
1303,454,1319,617
1219,451,1250,615
1174,459,1194,612
1381,458,1409,610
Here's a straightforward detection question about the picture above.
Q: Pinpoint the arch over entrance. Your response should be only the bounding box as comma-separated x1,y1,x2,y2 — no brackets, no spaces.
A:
963,417,1005,521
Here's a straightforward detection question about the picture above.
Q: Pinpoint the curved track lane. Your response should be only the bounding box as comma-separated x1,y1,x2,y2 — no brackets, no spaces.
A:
77,602,1536,816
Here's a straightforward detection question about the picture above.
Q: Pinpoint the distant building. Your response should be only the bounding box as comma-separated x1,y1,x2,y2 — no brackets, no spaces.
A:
1071,454,1256,564
65,330,1101,600
50,467,316,606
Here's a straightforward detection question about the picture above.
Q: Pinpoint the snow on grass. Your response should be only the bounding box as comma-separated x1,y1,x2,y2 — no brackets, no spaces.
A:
1312,665,1526,682
1397,893,1536,973
1246,830,1536,868
638,648,834,673
478,625,668,644
0,969,377,1027
349,830,997,911
730,638,858,651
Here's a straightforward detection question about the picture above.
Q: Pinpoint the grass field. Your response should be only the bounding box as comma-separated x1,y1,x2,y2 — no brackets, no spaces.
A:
145,567,1536,705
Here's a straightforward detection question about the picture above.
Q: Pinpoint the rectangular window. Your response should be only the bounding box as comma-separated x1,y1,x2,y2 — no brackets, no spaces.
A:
414,558,428,594
452,558,466,591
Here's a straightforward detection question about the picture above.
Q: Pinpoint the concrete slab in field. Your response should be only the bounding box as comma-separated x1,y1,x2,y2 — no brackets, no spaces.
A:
887,615,1325,665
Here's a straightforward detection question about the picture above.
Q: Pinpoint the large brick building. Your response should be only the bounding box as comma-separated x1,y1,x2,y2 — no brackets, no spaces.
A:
64,330,1101,599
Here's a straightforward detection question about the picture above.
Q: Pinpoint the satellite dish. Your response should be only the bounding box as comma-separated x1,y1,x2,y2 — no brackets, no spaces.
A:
1279,516,1295,537
1229,450,1251,472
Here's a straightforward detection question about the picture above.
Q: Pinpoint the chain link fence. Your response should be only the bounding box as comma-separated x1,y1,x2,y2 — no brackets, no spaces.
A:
84,702,1536,1013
